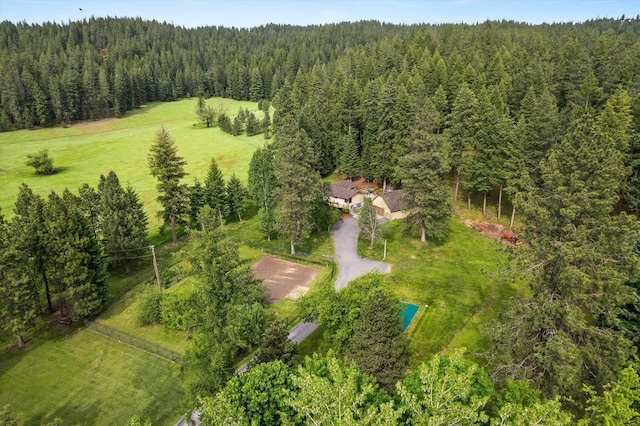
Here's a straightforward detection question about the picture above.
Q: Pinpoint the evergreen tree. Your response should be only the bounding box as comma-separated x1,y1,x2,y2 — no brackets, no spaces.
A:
245,111,260,136
226,174,246,222
338,134,360,179
398,99,452,242
485,112,640,405
252,320,297,367
261,109,272,139
273,108,322,254
148,127,188,244
10,184,53,313
444,83,478,202
0,209,40,348
346,288,408,392
204,157,229,227
218,113,232,133
25,149,55,175
248,145,278,240
188,178,206,227
182,206,266,402
44,191,107,317
98,171,148,273
77,183,101,239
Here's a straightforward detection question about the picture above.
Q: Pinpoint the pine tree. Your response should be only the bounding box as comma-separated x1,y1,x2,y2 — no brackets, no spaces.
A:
77,183,101,239
248,146,278,240
397,99,452,242
204,157,228,227
486,111,640,404
273,114,323,254
148,127,188,244
346,288,408,392
226,174,246,222
98,171,148,272
338,134,360,179
0,209,40,348
44,191,107,318
188,178,206,227
10,184,53,313
445,83,478,202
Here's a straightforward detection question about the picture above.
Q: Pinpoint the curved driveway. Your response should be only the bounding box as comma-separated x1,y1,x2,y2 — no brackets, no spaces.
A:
288,216,390,343
331,216,390,290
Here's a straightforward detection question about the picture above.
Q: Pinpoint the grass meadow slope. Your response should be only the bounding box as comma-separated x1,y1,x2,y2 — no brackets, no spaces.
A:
0,97,265,230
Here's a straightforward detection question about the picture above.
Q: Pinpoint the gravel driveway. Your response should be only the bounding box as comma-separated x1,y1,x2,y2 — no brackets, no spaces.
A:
331,216,390,290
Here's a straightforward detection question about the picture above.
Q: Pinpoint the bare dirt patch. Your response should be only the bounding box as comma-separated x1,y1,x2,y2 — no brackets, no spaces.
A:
463,219,519,245
251,256,320,303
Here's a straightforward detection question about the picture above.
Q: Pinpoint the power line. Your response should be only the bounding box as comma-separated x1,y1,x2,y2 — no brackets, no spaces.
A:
107,245,153,254
110,254,153,261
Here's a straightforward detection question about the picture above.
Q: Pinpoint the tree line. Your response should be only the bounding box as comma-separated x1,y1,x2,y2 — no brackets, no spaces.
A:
0,171,147,346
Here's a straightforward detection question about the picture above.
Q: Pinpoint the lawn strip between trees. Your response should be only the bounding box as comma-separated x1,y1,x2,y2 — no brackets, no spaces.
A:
358,218,526,367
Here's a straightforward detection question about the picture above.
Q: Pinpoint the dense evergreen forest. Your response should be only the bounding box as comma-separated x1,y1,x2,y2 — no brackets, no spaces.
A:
4,16,640,424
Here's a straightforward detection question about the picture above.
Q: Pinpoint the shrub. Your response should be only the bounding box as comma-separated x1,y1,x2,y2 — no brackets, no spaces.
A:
137,289,163,325
161,290,195,330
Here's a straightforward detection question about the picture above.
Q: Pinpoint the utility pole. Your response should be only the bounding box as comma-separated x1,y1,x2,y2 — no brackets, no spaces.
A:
150,245,162,294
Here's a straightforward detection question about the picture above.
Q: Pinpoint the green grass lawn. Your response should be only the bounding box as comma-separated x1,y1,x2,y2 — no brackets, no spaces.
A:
0,325,184,426
358,217,527,367
0,97,266,230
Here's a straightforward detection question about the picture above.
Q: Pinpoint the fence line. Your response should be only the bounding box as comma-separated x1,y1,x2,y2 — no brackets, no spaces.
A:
84,319,182,363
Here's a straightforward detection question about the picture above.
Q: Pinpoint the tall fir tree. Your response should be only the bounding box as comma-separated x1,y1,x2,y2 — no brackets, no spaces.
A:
273,113,323,254
226,174,246,222
148,127,188,244
346,288,409,392
98,171,148,273
10,184,53,313
397,99,453,242
44,191,108,317
248,145,278,241
0,209,40,347
204,157,229,228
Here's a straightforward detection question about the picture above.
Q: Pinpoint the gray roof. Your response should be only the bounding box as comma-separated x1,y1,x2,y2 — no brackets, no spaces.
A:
331,179,358,200
380,190,404,212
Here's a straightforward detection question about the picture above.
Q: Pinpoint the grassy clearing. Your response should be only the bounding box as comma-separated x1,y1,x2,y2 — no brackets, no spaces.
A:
359,217,527,368
0,97,266,229
0,325,184,426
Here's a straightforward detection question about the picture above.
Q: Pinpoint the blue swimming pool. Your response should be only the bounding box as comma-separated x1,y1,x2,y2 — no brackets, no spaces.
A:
400,302,419,331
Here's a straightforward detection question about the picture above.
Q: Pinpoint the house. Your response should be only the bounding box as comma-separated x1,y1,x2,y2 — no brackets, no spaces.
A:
373,189,408,220
329,179,364,209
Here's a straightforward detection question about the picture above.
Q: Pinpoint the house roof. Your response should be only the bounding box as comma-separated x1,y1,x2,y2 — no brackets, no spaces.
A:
331,179,358,200
380,190,404,212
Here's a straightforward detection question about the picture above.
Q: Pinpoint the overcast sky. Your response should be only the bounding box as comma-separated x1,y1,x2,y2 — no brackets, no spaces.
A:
1,0,639,28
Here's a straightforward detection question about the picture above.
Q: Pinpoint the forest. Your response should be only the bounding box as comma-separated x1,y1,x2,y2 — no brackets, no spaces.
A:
2,15,640,425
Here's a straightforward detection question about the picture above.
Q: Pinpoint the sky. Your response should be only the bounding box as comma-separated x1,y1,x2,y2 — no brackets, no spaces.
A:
1,0,639,28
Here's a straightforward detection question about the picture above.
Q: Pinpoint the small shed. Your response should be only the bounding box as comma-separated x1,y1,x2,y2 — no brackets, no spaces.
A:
329,179,363,209
373,190,408,220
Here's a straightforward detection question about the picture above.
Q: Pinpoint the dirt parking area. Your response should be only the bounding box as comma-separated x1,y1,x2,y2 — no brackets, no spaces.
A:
251,256,320,303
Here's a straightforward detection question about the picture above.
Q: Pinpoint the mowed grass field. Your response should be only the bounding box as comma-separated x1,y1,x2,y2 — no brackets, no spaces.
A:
358,217,527,368
0,326,183,425
0,97,266,229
